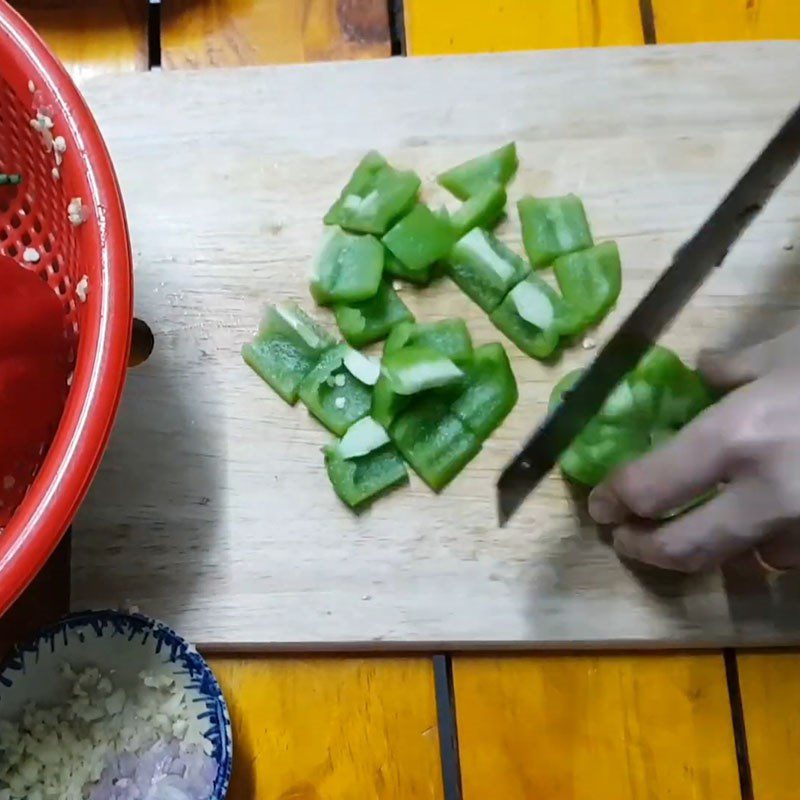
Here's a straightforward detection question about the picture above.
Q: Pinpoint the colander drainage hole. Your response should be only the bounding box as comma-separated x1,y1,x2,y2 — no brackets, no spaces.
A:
129,318,154,367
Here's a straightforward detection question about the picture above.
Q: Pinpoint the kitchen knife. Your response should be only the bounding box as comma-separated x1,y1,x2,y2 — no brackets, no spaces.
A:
497,101,800,526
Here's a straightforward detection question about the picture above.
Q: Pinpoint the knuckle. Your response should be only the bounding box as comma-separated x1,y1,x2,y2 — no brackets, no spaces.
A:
761,467,800,520
614,469,662,518
727,398,772,462
657,540,715,574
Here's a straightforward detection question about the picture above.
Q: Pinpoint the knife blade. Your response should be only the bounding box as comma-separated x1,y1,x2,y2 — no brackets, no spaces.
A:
497,101,800,526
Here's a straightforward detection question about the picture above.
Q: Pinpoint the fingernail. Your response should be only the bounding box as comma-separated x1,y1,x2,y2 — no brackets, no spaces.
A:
588,486,626,525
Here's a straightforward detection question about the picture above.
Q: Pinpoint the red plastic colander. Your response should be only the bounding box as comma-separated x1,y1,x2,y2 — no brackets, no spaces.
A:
0,3,132,616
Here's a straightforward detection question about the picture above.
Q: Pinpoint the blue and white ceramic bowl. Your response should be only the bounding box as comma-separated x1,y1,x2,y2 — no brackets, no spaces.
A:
0,609,232,800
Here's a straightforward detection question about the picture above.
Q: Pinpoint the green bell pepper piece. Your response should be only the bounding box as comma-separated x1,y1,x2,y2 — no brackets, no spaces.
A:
597,376,657,427
390,400,481,491
553,241,622,325
635,346,713,428
449,182,507,237
518,194,593,268
298,345,374,435
382,203,455,276
447,228,531,312
437,143,518,201
489,274,583,359
325,151,421,235
325,444,408,509
324,418,408,509
381,346,465,394
549,347,714,487
451,343,518,440
372,345,465,428
559,422,652,487
384,249,434,285
310,227,384,306
384,319,474,365
333,280,414,347
372,374,406,429
242,303,336,404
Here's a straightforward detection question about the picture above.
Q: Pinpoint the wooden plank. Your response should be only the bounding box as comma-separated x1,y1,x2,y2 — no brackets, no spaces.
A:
161,0,390,68
71,43,800,646
404,0,644,55
737,651,800,799
651,0,800,43
454,654,741,799
10,1,148,83
206,656,443,799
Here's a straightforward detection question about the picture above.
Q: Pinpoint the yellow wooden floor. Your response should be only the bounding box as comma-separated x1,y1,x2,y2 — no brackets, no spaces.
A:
7,1,800,797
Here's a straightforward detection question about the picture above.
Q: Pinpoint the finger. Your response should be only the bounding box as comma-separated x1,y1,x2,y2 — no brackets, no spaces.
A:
612,486,763,573
698,327,798,390
588,402,731,525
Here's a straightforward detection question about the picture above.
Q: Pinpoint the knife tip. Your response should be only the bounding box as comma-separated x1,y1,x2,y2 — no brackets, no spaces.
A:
496,492,513,528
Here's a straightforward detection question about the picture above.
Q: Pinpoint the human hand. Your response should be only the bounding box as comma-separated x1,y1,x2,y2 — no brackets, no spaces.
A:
587,326,800,573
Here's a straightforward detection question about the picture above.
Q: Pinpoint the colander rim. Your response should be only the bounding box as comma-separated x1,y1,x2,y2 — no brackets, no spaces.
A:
0,3,133,618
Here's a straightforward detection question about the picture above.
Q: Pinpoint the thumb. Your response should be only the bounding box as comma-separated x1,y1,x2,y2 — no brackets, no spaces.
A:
698,336,780,390
698,326,800,390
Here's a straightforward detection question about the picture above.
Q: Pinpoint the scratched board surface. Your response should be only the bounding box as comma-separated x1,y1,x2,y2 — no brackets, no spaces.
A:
72,42,800,647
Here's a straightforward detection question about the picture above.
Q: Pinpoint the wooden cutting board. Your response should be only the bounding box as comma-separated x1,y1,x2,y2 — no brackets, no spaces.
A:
72,41,800,648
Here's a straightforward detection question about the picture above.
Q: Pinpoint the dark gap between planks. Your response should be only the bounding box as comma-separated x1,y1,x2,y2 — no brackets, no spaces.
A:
147,0,162,69
638,0,658,44
388,0,407,56
724,649,754,800
433,655,464,800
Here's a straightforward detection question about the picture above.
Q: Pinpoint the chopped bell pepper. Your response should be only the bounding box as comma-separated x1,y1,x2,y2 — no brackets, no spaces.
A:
333,280,414,347
372,374,406,429
384,319,473,365
372,345,465,428
559,422,652,487
325,151,421,235
310,227,384,306
635,346,713,428
449,182,507,237
380,346,465,395
489,274,583,359
383,203,455,276
553,241,621,325
447,228,530,312
242,303,336,404
518,194,593,268
324,417,408,509
390,400,481,491
437,143,519,201
451,343,518,440
384,249,434,285
549,347,713,486
298,344,374,435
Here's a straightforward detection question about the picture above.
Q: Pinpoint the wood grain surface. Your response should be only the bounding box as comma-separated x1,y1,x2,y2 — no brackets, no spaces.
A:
161,0,390,68
207,656,444,799
453,653,741,799
738,651,800,799
404,0,644,54
10,0,148,82
70,43,800,646
651,0,800,43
